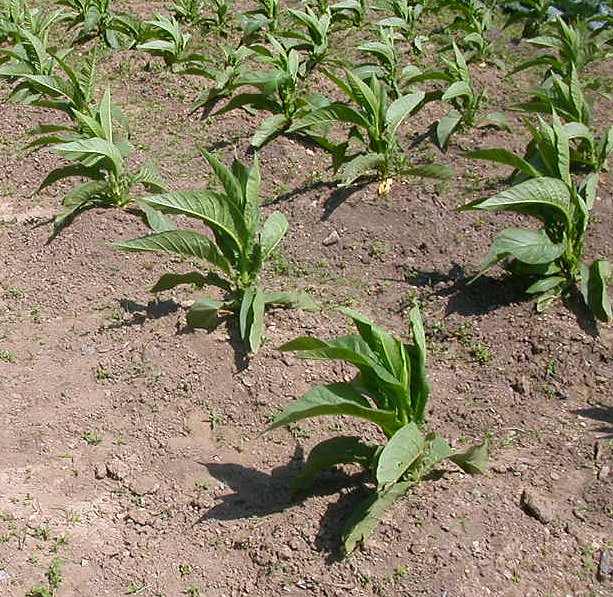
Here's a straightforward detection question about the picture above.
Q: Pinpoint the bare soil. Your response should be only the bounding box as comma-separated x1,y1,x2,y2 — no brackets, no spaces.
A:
0,6,612,597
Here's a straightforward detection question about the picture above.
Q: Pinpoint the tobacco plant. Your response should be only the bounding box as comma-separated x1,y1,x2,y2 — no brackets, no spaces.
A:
501,0,556,39
42,87,166,234
462,115,611,321
411,43,508,150
238,0,281,40
289,69,451,185
211,36,329,148
115,150,317,353
375,0,427,47
168,0,206,24
268,306,488,555
137,15,197,70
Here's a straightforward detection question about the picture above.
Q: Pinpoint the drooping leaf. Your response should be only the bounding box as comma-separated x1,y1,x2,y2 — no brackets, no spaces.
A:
450,439,489,475
292,436,377,494
150,271,209,292
187,296,225,329
267,382,401,436
376,423,423,490
581,259,612,322
342,481,412,554
113,230,233,276
436,110,463,149
463,148,542,178
260,210,288,260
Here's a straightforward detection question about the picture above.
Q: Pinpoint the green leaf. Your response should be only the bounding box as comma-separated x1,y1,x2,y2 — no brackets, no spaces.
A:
187,297,225,329
138,202,177,233
340,153,385,186
239,285,266,353
260,211,288,261
38,164,104,190
460,177,573,231
404,164,453,179
53,180,109,233
525,275,566,295
342,481,412,554
442,80,471,101
376,423,423,490
52,137,124,175
267,382,401,436
98,86,113,142
199,148,242,206
150,271,209,292
480,227,566,273
114,230,233,276
132,162,167,191
251,113,288,148
450,440,489,475
406,305,429,425
138,192,246,258
581,260,612,322
292,436,377,494
436,110,463,150
463,148,542,178
288,103,370,133
264,291,318,311
385,91,425,136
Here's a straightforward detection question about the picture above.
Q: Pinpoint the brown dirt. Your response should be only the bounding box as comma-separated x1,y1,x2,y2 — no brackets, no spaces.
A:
0,5,612,597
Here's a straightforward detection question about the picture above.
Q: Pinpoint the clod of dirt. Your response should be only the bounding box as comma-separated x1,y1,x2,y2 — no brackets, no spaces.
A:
598,550,613,582
126,509,154,527
322,230,340,246
520,488,555,524
129,475,160,496
105,458,131,481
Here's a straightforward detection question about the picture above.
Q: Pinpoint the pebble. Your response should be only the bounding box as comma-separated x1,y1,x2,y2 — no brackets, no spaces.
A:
129,475,160,496
597,465,610,481
105,458,130,481
322,230,339,246
520,488,555,524
126,509,154,526
598,549,613,582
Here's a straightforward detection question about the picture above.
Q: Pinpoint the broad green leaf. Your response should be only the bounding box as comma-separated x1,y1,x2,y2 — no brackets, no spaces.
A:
187,297,224,329
581,260,612,322
460,177,573,231
450,440,489,475
53,180,109,233
288,103,370,133
150,271,209,292
52,137,124,176
239,285,266,352
406,305,429,425
442,80,471,101
264,291,318,311
38,164,104,190
536,284,565,312
385,91,425,135
342,481,412,554
463,148,542,178
292,436,377,494
340,153,385,186
199,148,242,207
132,162,166,191
260,211,289,260
139,203,177,233
114,230,233,276
481,227,566,272
251,113,288,148
404,164,453,179
436,110,462,149
525,275,566,295
99,86,113,142
139,192,246,258
267,382,401,435
417,432,454,475
376,423,423,490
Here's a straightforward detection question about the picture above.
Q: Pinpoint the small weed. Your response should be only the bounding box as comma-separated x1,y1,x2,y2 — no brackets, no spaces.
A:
368,241,389,262
512,569,521,583
207,411,224,429
31,525,51,541
2,287,24,299
126,582,148,594
194,479,209,492
0,349,16,363
185,586,201,597
47,559,63,590
81,430,103,446
545,358,558,377
179,564,192,576
94,363,113,381
472,343,493,364
393,565,408,580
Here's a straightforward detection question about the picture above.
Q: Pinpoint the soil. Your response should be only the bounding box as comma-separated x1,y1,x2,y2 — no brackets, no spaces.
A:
0,4,612,597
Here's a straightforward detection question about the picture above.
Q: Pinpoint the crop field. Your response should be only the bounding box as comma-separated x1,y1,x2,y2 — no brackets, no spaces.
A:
0,0,611,595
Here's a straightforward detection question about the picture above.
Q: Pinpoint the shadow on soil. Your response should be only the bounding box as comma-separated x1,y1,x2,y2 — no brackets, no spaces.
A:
200,446,369,560
572,405,613,438
404,266,601,337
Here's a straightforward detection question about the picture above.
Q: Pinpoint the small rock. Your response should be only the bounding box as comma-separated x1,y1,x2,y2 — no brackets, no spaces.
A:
93,463,107,479
0,570,10,582
322,230,339,246
126,509,154,526
80,345,96,355
512,376,530,395
520,488,555,524
597,465,610,481
129,475,160,496
598,549,613,582
106,458,130,481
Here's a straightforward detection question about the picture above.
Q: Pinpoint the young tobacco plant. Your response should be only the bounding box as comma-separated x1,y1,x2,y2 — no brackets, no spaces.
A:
375,0,428,48
114,150,317,354
289,69,452,186
137,15,198,71
462,115,612,321
42,87,166,234
433,43,509,149
267,306,488,555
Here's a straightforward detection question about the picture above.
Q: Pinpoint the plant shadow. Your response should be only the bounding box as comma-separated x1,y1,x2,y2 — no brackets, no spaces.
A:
572,405,613,439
